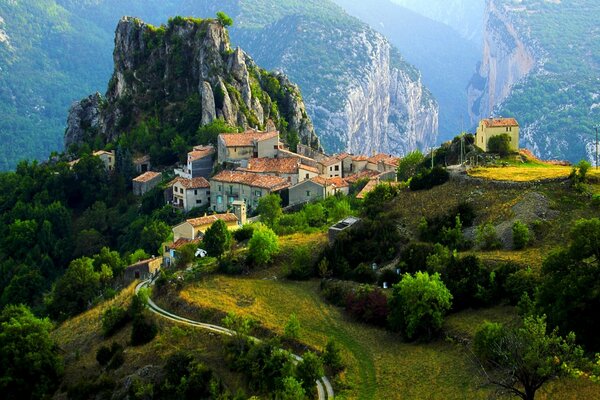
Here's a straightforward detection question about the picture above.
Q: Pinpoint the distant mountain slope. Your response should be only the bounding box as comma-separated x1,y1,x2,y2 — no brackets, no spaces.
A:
0,0,438,170
468,0,600,162
334,0,480,141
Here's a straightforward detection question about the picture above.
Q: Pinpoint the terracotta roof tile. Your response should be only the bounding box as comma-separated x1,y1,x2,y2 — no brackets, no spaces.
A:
356,179,379,199
212,170,290,191
133,171,162,183
188,146,215,161
219,131,279,147
171,238,200,250
186,213,238,228
241,157,300,174
482,118,519,128
368,153,399,165
352,155,369,162
310,176,348,188
344,170,381,184
173,177,210,189
299,164,319,173
320,156,342,167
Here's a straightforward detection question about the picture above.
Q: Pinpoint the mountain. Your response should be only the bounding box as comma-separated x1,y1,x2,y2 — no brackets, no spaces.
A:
333,0,480,141
389,0,485,47
467,0,600,162
0,0,438,170
65,16,318,155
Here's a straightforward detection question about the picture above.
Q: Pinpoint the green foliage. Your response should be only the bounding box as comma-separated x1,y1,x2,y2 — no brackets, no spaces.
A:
397,150,425,182
284,313,301,341
388,272,452,341
158,352,227,399
96,342,124,370
257,194,283,229
362,183,400,218
203,219,232,259
195,118,238,147
248,223,279,267
278,376,306,400
418,203,475,248
233,224,255,242
476,222,502,250
101,306,130,337
409,166,449,191
296,351,324,392
0,305,63,399
473,321,506,364
287,245,315,281
512,220,531,250
130,316,158,346
570,159,592,190
322,339,344,373
487,134,512,156
216,11,234,27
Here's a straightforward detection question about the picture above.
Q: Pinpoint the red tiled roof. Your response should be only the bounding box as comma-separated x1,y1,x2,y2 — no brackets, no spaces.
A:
299,164,319,173
310,176,349,188
186,213,238,228
188,146,215,161
352,155,369,162
133,171,161,183
344,170,381,184
320,156,342,167
242,157,300,174
171,238,200,250
212,170,290,191
173,177,210,189
368,153,400,166
335,153,352,160
356,179,379,199
482,118,519,128
219,130,279,147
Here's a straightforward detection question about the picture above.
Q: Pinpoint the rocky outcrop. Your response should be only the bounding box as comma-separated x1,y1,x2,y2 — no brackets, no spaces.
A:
65,17,319,149
467,0,536,125
65,93,104,149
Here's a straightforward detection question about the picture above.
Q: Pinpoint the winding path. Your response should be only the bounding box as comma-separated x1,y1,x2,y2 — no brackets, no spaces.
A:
135,280,334,400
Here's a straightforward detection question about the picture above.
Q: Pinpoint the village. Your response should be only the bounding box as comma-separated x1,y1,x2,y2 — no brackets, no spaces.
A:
89,116,519,280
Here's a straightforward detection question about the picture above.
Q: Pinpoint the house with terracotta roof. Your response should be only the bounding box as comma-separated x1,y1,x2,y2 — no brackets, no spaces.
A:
210,170,290,212
172,177,211,212
124,256,162,283
475,118,519,152
163,238,200,267
93,150,115,172
288,176,349,206
366,154,400,174
175,145,215,179
172,213,239,242
133,154,151,174
319,156,343,178
351,155,370,174
217,130,280,165
336,153,353,175
238,157,319,186
132,171,162,196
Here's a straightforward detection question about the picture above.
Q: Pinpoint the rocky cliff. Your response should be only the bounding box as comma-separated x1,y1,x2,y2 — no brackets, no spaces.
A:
235,12,439,156
467,0,536,126
65,16,319,150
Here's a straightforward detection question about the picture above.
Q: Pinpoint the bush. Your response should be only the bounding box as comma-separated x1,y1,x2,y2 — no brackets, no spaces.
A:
440,255,488,310
287,245,315,280
512,220,531,249
96,342,124,370
388,272,452,341
345,286,389,326
233,224,255,242
296,352,324,392
505,267,539,305
476,223,502,250
130,317,158,346
322,339,344,373
247,224,279,267
320,279,357,307
216,11,233,27
409,166,449,191
352,263,377,284
487,134,512,156
473,321,506,363
284,314,300,341
378,269,402,288
101,306,130,337
96,345,112,367
218,254,245,275
399,242,435,274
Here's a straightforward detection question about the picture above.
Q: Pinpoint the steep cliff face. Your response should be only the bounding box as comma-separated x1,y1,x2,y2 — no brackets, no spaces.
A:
467,0,536,126
235,13,438,156
65,16,318,150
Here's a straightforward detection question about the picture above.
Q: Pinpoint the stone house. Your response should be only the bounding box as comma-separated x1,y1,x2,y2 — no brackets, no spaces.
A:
217,130,280,165
172,177,211,212
175,145,215,179
133,155,151,174
172,213,239,241
319,157,343,178
475,118,519,152
238,157,319,186
210,170,290,213
123,256,162,283
132,171,162,196
367,154,400,174
163,238,199,268
288,176,349,206
93,150,115,172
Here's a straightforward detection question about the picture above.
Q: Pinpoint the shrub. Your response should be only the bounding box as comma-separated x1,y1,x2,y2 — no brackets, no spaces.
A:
352,263,377,284
130,317,158,346
287,245,315,281
101,306,130,337
296,352,324,392
476,222,502,250
96,342,124,370
216,11,233,27
440,255,488,310
473,321,506,363
378,269,401,288
233,224,255,242
512,220,531,249
345,286,389,326
388,272,452,341
505,267,539,305
247,224,279,267
284,313,300,341
409,166,449,191
320,279,357,307
96,345,112,367
322,339,344,373
487,134,512,156
399,242,435,274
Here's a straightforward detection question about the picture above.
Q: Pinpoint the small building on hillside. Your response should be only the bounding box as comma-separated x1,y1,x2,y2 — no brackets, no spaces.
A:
133,155,151,174
172,213,239,241
328,217,361,244
367,154,400,174
93,150,115,172
123,256,162,283
217,130,280,165
319,157,343,178
238,157,319,186
163,238,200,267
475,117,519,152
175,145,215,179
288,176,349,206
132,171,162,196
172,177,211,212
210,170,290,213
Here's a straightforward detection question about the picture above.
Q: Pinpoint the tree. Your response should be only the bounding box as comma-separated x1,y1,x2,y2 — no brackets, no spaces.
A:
476,222,502,250
278,376,306,400
296,351,324,392
487,134,512,156
0,305,63,399
322,339,344,373
284,313,301,341
140,220,170,255
195,118,237,146
48,257,101,319
475,315,584,400
512,220,531,250
257,194,282,229
216,11,234,27
248,224,279,267
388,271,452,341
397,150,425,182
93,247,126,277
203,219,232,258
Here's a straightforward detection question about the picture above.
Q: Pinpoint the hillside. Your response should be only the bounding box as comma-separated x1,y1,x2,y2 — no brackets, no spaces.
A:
333,0,480,141
468,0,600,162
0,0,438,169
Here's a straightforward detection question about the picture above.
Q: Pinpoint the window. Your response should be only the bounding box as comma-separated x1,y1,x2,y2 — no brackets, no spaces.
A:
306,190,311,197
229,197,235,203
305,173,309,179
196,199,202,204
229,185,233,194
335,165,339,171
218,185,222,191
330,166,333,171
217,195,223,204
194,190,198,195
255,190,262,197
207,191,210,195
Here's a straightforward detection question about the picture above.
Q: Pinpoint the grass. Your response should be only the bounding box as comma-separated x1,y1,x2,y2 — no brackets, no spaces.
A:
468,161,600,182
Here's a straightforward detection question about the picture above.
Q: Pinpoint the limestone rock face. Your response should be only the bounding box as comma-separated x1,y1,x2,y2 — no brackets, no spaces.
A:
65,17,319,150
